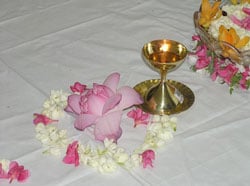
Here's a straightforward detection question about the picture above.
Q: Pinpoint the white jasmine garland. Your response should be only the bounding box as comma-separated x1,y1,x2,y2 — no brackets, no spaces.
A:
35,90,177,173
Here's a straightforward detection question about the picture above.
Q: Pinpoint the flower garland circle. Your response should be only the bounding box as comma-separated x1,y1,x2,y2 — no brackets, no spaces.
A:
33,72,177,173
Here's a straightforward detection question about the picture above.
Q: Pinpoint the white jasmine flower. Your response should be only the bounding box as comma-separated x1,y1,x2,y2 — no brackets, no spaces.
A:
87,156,100,168
158,130,173,141
103,138,117,154
98,157,117,173
123,153,141,170
155,139,166,147
42,90,69,119
35,124,68,156
113,148,129,164
160,115,170,122
152,115,161,122
147,122,162,133
130,154,141,167
0,159,10,171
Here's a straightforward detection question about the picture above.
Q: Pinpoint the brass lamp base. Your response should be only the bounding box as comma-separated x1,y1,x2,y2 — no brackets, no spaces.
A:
134,79,194,115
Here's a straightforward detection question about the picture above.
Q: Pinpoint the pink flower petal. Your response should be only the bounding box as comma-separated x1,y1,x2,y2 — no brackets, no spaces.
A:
230,15,242,27
127,108,150,127
63,141,80,167
196,45,207,57
94,110,123,142
230,15,250,30
33,113,58,125
91,83,114,98
211,71,218,81
195,57,210,69
103,72,120,92
70,82,86,94
102,94,122,115
243,7,250,15
86,93,107,115
141,149,155,168
86,84,115,115
8,161,30,183
74,113,98,130
192,35,201,41
65,94,81,114
116,86,143,110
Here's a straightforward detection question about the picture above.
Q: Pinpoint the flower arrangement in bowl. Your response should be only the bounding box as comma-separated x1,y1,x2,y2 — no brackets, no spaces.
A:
191,0,250,93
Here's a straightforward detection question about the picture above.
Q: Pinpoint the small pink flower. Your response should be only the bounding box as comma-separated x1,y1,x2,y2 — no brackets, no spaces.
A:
33,113,58,125
192,35,201,41
192,45,211,69
195,45,207,57
217,64,238,84
195,56,211,69
7,161,30,183
63,141,80,167
141,149,155,168
211,58,221,81
127,108,150,127
70,82,86,94
239,68,250,90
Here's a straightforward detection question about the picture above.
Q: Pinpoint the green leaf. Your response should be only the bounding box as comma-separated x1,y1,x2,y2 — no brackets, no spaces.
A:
229,73,242,94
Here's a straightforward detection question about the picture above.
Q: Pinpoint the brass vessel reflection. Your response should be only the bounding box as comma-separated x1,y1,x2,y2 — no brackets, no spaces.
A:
135,39,194,115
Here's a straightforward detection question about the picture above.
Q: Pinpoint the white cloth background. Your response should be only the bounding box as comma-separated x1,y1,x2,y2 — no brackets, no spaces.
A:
1,0,250,185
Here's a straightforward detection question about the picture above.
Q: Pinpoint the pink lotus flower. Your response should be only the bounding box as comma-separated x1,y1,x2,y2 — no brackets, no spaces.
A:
127,108,150,127
70,82,86,94
141,149,155,168
63,141,80,167
7,161,30,183
33,113,58,125
65,72,143,142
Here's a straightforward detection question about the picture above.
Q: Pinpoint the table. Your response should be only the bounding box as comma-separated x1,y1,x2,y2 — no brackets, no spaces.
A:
1,0,250,185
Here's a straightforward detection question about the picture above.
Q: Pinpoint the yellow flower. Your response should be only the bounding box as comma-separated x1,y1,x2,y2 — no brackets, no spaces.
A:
199,0,222,28
218,25,250,49
231,0,250,4
218,25,250,61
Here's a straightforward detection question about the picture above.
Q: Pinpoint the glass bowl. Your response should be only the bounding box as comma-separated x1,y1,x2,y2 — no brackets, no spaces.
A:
193,0,250,67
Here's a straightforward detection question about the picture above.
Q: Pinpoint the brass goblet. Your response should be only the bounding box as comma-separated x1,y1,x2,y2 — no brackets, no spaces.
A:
135,39,194,115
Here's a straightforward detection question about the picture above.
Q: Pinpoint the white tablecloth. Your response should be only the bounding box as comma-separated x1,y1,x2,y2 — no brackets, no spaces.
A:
1,0,250,185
